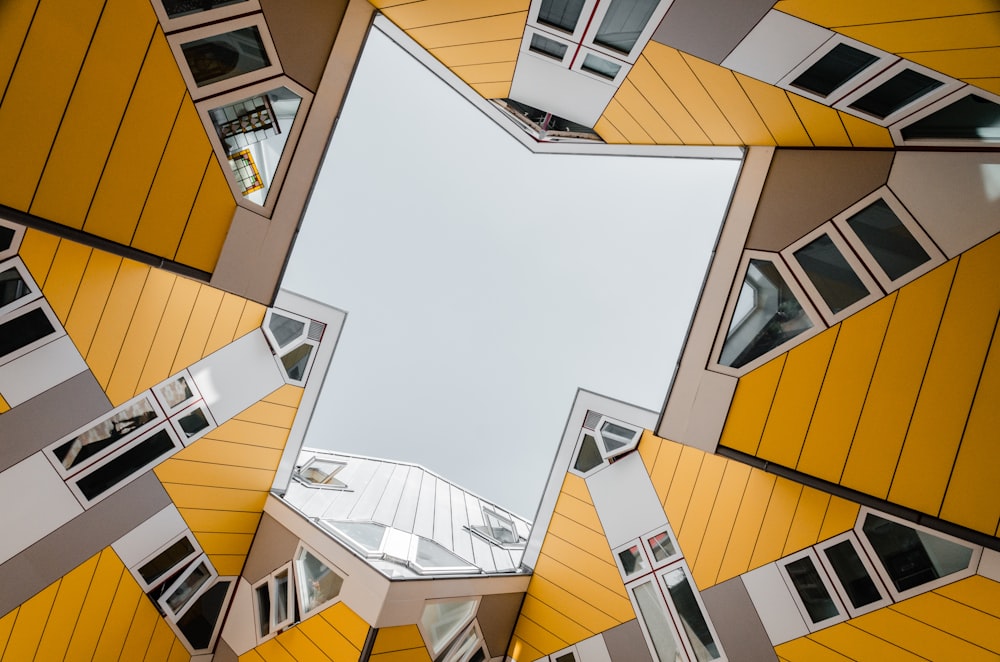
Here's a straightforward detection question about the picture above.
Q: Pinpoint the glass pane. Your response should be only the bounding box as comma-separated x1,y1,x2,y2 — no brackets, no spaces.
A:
328,521,386,552
53,397,160,471
600,421,636,452
0,268,29,307
849,68,943,119
594,0,659,55
159,376,194,408
299,459,346,487
784,556,840,623
719,260,813,369
901,93,1000,142
862,513,974,593
574,434,603,472
484,510,519,544
791,43,878,97
178,408,210,437
281,343,313,381
0,226,15,251
444,626,481,662
167,562,211,614
181,27,270,87
647,531,676,562
845,199,930,281
75,429,176,500
529,33,568,61
138,536,196,585
255,584,271,636
177,580,230,651
0,307,54,358
618,544,648,577
554,654,576,662
268,313,305,348
413,537,476,573
273,569,289,624
823,540,882,609
662,568,721,661
209,87,302,204
421,599,477,654
294,548,344,614
792,233,869,314
632,581,683,662
162,0,245,19
581,54,622,79
538,0,586,33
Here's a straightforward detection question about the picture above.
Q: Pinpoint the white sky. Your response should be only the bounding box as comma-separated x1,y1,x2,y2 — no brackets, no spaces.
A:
282,28,740,519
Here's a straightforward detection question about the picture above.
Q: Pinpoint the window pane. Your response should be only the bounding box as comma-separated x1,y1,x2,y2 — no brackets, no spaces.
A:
327,520,386,552
574,434,603,472
538,0,586,33
784,556,840,623
862,513,974,593
273,569,289,624
421,599,477,654
138,537,196,586
177,580,230,651
529,33,568,60
632,581,683,662
845,199,930,281
647,532,676,562
281,343,313,381
299,459,346,487
720,260,813,369
618,544,648,577
295,548,344,614
413,537,477,573
581,54,622,79
662,568,721,661
822,540,882,609
554,654,576,662
181,27,270,87
162,0,245,18
791,43,878,97
0,306,54,358
600,421,636,452
0,268,29,308
792,234,869,314
255,584,271,637
54,398,160,471
75,429,176,500
594,0,659,55
849,68,943,119
268,313,305,348
901,93,1000,142
0,226,15,252
167,562,211,613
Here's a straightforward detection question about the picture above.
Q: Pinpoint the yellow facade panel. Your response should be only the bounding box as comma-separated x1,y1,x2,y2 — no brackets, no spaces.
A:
838,13,1000,55
296,614,365,662
551,493,605,537
132,99,213,260
64,549,127,661
196,530,255,557
782,487,831,556
539,535,621,595
662,445,704,530
796,296,894,482
429,39,521,68
508,637,543,662
1,582,59,662
735,74,811,146
0,394,7,414
593,116,626,144
776,636,854,662
30,0,156,230
748,477,802,569
321,602,370,650
163,483,265,511
675,452,726,566
63,248,123,357
893,590,1000,655
178,508,263,535
237,400,299,429
641,44,741,145
936,576,1000,619
851,607,998,662
104,268,176,406
840,261,956,498
92,576,142,662
906,46,1000,81
17,228,60,285
146,618,180,662
890,235,1000,516
381,0,529,30
692,461,751,589
178,438,283,472
235,301,268,340
816,496,860,541
166,638,190,662
371,625,425,654
940,318,1000,533
370,650,433,662
255,639,297,662
519,594,590,647
135,275,201,392
85,260,150,389
807,623,925,661
614,80,680,144
0,609,16,656
204,293,252,357
42,240,92,321
118,600,160,662
511,615,569,657
716,469,776,583
756,327,838,468
277,627,334,661
532,553,633,623
170,285,224,374
719,354,785,456
240,650,268,662
788,95,852,147
0,0,105,212
454,60,516,85
0,0,38,99
970,77,1000,94
83,32,186,246
525,574,622,634
408,12,529,50
773,0,1000,29
601,98,653,144
32,550,100,662
839,112,893,147
683,57,774,146
470,81,512,99
265,384,305,408
625,57,711,144
173,157,237,273
156,458,276,492
208,418,293,449
645,434,682,506
548,513,616,563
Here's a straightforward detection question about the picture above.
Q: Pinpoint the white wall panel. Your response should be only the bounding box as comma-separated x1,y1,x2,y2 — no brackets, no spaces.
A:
978,548,1000,583
112,504,188,568
0,453,84,564
721,11,830,84
586,453,668,549
220,578,257,655
189,330,284,424
0,335,87,407
741,564,809,645
509,55,618,127
577,633,613,662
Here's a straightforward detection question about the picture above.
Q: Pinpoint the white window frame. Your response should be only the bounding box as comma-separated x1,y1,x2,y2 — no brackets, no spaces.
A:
595,414,642,460
831,187,945,292
527,0,601,43
613,538,653,581
580,0,674,64
777,33,896,105
167,14,282,100
642,526,682,569
854,507,982,602
195,77,313,217
292,542,346,619
131,530,203,592
276,338,318,386
626,574,690,662
890,85,1000,147
834,60,964,127
780,223,883,326
263,308,311,353
521,26,575,67
168,576,237,655
711,251,825,377
252,562,295,642
570,47,630,86
0,299,64,367
320,519,387,557
656,562,727,662
409,535,480,575
777,548,847,632
815,531,891,618
568,429,608,478
548,643,579,662
171,399,218,446
0,220,25,261
152,0,262,34
0,257,42,319
418,596,481,658
158,553,218,620
152,370,202,416
45,392,168,479
470,508,525,549
443,620,490,662
295,457,349,489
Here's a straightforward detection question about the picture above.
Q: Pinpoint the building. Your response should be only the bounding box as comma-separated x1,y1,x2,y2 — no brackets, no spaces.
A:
1,0,999,661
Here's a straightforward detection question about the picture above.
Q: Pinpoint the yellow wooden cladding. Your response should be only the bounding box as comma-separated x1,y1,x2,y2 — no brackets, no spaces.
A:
776,576,1000,661
597,43,891,148
720,233,1000,537
508,474,633,659
774,2,1000,96
0,0,235,274
370,625,431,662
156,384,303,576
238,601,370,662
17,229,266,406
0,548,185,662
638,434,858,590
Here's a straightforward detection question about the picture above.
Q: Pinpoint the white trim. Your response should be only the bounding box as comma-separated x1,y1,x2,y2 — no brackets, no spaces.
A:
159,554,219,619
594,414,642,460
834,60,964,127
527,0,600,44
293,541,347,619
151,0,262,34
0,220,26,261
169,577,237,654
521,26,575,67
444,620,489,662
0,299,64,367
0,257,42,319
276,338,319,386
777,548,847,631
171,399,218,446
262,308,311,353
152,370,202,416
890,85,1000,147
777,33,896,105
657,561,727,661
580,0,674,65
815,531,892,618
548,644,579,662
567,429,607,478
417,596,481,658
132,530,203,592
570,47,630,86
626,574,688,662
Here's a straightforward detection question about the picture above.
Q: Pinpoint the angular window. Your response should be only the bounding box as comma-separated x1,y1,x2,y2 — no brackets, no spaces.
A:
717,257,817,371
181,26,270,87
537,0,587,34
324,520,386,556
580,53,622,80
790,43,879,98
0,267,30,312
472,509,524,547
159,556,216,619
72,427,182,504
293,544,345,617
137,534,199,590
0,303,57,361
631,580,684,662
646,530,678,565
848,68,942,119
593,0,659,55
253,562,294,640
265,310,308,350
661,566,723,661
780,552,844,629
616,543,649,578
491,99,602,143
161,0,246,19
175,579,233,653
530,33,569,61
172,402,215,444
153,373,198,414
419,598,479,657
280,341,316,383
817,533,889,616
411,536,478,575
573,433,604,474
792,234,870,314
295,458,347,489
596,416,641,459
443,622,488,662
899,91,1000,143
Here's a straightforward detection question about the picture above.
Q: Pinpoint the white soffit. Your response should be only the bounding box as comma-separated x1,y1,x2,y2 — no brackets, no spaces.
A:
0,335,87,407
721,10,831,85
189,330,285,424
585,452,668,549
112,504,188,568
509,54,619,128
741,563,809,645
220,578,258,656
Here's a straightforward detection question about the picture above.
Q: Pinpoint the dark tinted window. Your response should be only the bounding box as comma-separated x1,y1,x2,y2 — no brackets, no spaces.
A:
901,93,1000,142
823,540,882,609
178,581,231,651
538,0,586,33
574,434,603,472
791,43,878,97
138,537,196,585
849,68,942,119
75,429,175,500
0,226,15,252
784,556,840,622
594,0,658,55
0,307,54,357
529,33,568,61
161,0,245,19
793,234,869,314
845,199,930,281
0,268,30,308
181,27,269,87
861,513,973,593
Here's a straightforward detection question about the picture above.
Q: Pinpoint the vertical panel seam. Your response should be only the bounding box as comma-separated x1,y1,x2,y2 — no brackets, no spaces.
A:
676,51,743,142
78,256,124,358
86,558,127,662
625,77,683,143
128,95,186,247
836,111,857,148
789,326,841,470
784,91,817,147
130,275,178,399
637,53,712,143
886,601,1000,655
0,0,41,108
750,354,788,457
704,465,752,587
164,283,203,375
669,451,704,532
101,265,151,391
730,73,779,146
522,592,596,641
